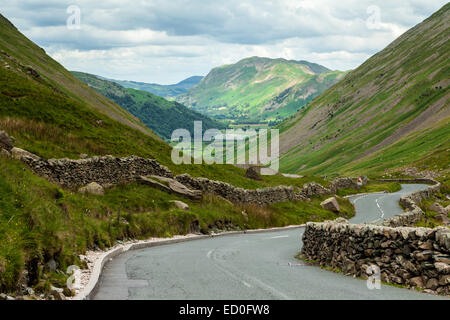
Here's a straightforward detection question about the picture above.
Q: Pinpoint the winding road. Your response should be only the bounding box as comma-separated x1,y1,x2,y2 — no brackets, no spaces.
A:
93,184,447,300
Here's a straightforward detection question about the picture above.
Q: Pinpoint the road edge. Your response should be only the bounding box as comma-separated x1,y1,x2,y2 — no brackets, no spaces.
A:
74,224,305,300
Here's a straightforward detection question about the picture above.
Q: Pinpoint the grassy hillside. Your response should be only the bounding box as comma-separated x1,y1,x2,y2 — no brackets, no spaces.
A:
0,15,157,140
0,14,362,295
0,157,356,294
176,57,347,124
108,76,203,97
73,72,226,141
279,4,450,176
0,13,259,185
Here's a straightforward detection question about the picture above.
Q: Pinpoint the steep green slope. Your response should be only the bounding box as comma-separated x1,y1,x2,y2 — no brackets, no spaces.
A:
279,4,450,176
0,13,270,184
73,72,226,140
0,15,157,140
176,57,347,124
0,13,375,296
108,76,203,97
0,18,172,165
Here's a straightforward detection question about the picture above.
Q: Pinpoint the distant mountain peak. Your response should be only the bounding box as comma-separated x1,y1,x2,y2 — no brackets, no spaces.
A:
176,56,345,123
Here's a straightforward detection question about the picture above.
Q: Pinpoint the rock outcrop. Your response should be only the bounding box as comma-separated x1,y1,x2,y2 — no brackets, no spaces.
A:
11,147,41,161
138,176,202,201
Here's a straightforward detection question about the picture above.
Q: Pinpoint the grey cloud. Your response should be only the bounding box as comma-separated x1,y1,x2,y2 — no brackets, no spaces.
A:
0,0,447,83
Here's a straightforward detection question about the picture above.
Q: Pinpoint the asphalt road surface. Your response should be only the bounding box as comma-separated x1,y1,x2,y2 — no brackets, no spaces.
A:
93,184,447,300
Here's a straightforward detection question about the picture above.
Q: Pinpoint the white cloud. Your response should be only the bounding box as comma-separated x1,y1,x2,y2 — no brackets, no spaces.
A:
1,0,447,83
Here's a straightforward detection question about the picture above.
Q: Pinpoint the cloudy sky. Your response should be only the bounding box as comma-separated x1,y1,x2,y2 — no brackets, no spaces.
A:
1,0,447,84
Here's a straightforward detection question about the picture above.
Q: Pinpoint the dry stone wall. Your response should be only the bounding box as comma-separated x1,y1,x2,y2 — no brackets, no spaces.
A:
1,127,363,205
301,219,450,295
329,176,368,194
381,180,440,228
22,155,174,189
176,174,309,205
301,180,450,295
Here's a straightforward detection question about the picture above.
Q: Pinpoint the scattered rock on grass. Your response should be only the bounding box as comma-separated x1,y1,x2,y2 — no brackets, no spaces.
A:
430,203,447,215
320,197,340,213
78,182,105,196
170,200,190,210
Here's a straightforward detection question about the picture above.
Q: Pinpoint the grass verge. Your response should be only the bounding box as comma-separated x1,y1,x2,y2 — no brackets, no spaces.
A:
0,157,354,295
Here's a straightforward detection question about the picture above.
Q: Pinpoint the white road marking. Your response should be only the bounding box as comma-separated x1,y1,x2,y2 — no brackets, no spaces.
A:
268,235,289,239
375,198,385,219
351,194,372,204
206,248,289,299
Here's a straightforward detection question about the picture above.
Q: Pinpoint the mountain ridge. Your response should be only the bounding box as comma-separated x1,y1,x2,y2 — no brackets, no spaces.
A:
73,71,226,140
279,3,450,176
106,75,203,98
176,56,347,124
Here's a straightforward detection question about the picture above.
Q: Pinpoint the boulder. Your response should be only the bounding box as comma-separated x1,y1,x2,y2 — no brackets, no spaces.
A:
429,203,447,215
0,130,14,151
10,147,40,161
245,166,262,180
320,197,340,213
138,176,202,201
169,200,190,211
78,182,105,196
